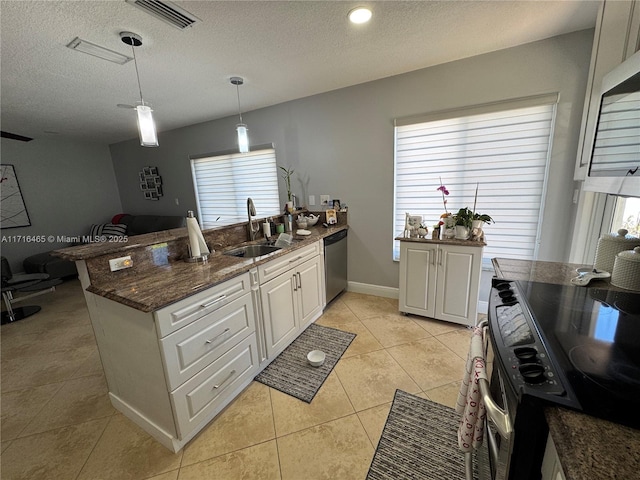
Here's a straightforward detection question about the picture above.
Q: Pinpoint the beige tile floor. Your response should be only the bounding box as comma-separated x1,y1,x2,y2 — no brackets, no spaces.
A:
1,279,479,480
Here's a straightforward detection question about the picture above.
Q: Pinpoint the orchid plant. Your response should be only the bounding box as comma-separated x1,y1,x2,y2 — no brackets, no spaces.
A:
437,177,449,215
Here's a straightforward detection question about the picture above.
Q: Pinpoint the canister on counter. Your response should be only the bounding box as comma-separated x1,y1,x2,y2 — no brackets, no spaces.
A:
611,247,640,291
594,229,640,275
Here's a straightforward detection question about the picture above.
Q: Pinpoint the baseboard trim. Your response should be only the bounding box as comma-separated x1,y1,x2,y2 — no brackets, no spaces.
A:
347,281,488,315
347,281,399,299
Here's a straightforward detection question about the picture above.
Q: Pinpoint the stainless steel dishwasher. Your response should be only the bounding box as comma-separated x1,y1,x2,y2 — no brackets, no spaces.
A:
324,229,348,304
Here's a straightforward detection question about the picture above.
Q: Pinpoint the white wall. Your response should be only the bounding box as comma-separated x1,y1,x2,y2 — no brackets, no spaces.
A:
109,29,593,291
1,137,122,273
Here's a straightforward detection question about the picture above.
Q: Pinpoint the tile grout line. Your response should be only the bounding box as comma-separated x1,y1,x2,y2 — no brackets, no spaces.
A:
267,384,285,480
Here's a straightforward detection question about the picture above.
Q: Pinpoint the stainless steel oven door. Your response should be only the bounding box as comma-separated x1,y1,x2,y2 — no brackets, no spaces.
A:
481,324,515,480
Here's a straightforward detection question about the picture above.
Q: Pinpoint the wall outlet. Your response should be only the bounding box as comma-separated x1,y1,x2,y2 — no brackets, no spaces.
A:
308,195,316,206
320,195,330,205
109,256,133,272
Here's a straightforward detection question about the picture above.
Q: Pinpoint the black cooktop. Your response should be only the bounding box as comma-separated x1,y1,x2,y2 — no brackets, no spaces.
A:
515,280,640,429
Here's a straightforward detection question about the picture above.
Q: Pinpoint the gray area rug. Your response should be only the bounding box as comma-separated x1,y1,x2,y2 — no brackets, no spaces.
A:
255,323,356,403
367,390,491,480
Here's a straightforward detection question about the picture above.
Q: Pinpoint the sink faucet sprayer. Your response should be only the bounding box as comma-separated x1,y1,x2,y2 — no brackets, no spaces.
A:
247,197,260,241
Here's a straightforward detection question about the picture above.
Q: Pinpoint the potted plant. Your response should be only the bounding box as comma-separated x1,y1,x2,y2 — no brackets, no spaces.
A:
453,207,473,239
279,166,295,212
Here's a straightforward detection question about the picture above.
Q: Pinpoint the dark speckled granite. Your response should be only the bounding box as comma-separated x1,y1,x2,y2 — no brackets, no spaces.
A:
545,407,640,480
57,222,347,313
493,257,640,479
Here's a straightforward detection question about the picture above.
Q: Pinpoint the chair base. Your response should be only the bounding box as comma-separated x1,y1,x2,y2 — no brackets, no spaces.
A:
1,305,42,325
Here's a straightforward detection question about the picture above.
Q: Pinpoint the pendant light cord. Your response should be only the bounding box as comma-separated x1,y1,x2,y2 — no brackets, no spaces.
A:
130,45,145,106
235,84,244,124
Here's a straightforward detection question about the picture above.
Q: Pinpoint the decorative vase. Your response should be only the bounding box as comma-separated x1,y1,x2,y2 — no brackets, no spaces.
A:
471,220,484,230
286,200,294,213
417,227,427,238
455,225,470,240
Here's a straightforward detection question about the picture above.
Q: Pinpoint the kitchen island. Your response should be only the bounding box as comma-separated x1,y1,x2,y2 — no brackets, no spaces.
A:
54,218,347,452
492,257,640,480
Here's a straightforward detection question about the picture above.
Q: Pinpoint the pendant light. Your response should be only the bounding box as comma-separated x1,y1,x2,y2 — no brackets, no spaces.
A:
120,32,158,147
230,77,249,153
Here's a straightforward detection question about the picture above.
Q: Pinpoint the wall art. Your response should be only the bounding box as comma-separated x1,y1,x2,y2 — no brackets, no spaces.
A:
0,164,31,228
139,166,163,201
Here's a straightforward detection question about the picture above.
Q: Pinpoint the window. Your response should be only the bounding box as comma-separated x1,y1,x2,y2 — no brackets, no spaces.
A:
611,196,640,236
393,95,557,262
191,147,281,229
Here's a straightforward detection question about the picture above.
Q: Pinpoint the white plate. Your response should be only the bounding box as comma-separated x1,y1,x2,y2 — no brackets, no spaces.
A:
296,229,311,236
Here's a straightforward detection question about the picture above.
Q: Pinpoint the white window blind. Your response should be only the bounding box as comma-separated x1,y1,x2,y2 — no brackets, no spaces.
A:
191,148,281,229
393,98,557,262
590,90,640,176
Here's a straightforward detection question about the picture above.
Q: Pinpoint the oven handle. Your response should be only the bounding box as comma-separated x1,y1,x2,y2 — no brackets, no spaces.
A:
477,321,513,440
479,377,512,439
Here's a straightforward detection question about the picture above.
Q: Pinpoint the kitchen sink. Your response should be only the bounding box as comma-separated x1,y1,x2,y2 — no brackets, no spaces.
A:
223,244,281,258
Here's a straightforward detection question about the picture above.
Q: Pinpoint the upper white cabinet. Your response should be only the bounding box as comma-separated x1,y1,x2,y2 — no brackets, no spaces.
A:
398,241,483,326
575,0,640,180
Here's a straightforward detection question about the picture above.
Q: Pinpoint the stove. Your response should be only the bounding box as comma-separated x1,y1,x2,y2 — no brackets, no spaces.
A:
488,278,640,429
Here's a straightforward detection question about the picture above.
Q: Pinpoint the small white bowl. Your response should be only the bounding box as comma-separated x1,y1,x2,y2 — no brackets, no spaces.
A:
307,350,326,367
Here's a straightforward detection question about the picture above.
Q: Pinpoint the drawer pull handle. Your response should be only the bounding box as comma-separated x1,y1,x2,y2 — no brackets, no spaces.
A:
297,272,302,288
205,327,230,344
288,256,302,263
201,294,227,309
213,369,236,390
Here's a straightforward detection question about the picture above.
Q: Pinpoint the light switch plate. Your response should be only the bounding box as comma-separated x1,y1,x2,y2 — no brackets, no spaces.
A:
320,195,330,205
109,256,133,271
308,195,316,206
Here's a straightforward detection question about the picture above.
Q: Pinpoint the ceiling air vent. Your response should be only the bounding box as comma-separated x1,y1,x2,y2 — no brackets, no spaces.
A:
125,0,200,30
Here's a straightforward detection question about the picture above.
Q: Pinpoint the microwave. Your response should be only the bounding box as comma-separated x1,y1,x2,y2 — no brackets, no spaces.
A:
583,49,640,197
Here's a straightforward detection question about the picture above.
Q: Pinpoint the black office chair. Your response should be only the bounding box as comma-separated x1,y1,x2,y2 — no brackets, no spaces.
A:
1,256,62,325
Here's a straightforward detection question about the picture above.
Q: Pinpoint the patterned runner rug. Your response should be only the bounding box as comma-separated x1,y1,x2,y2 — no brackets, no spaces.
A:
255,323,356,403
367,390,491,480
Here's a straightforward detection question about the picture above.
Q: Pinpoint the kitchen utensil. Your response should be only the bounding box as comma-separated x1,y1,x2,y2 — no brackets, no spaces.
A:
611,247,640,291
570,269,611,287
307,350,325,367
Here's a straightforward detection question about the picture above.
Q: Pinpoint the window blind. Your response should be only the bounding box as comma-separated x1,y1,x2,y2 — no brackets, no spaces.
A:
590,91,640,176
191,148,281,229
393,100,557,262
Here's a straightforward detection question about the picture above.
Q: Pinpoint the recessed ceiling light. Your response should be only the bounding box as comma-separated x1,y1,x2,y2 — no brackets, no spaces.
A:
348,7,372,24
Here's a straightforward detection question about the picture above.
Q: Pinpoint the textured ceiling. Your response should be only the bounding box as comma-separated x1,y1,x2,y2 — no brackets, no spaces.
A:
0,0,599,145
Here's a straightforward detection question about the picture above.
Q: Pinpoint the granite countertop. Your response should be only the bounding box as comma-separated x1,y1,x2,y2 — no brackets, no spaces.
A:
395,235,486,247
69,224,347,313
493,257,640,480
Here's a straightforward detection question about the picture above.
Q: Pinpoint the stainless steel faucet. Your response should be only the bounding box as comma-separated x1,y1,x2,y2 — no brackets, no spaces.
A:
247,197,260,241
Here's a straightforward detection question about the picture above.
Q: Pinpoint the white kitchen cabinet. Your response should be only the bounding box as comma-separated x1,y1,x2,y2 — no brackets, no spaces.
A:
260,253,323,358
541,434,567,480
574,0,640,180
398,241,482,326
84,272,259,452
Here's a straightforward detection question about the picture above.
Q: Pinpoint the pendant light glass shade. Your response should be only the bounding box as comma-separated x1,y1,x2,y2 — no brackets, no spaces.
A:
231,77,249,153
236,123,249,153
121,32,158,147
136,105,158,147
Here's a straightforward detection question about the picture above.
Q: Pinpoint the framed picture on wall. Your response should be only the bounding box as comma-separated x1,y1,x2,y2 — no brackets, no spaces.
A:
0,164,31,229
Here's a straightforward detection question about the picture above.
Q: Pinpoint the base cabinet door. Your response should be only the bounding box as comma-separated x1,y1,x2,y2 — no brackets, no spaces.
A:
297,256,323,329
260,271,298,358
435,244,481,326
399,241,482,326
399,242,437,318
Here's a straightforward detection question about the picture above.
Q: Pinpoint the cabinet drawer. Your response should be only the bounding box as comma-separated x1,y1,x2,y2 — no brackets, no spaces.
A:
160,293,255,390
258,242,320,284
155,272,251,337
171,334,259,439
